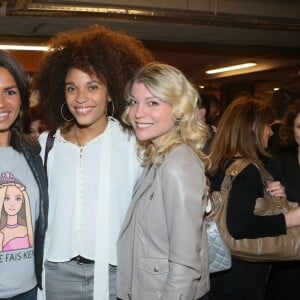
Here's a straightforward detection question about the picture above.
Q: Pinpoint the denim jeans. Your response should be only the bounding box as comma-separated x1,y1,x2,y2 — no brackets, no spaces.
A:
45,260,117,300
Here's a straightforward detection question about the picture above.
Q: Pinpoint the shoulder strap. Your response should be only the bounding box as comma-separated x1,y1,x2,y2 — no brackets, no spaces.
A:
222,157,275,189
221,158,252,191
225,158,252,176
44,132,55,170
257,165,275,185
228,157,274,182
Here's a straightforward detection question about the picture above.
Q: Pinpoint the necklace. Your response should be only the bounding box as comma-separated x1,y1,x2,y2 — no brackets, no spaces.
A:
74,128,85,147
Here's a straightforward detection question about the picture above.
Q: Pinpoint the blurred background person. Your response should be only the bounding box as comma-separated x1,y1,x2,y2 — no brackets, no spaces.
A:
208,96,300,300
29,105,47,139
197,91,220,130
267,86,300,156
266,99,300,300
196,91,220,154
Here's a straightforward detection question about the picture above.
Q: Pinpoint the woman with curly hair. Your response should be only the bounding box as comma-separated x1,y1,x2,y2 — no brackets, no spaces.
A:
34,25,154,300
117,63,210,300
266,99,300,300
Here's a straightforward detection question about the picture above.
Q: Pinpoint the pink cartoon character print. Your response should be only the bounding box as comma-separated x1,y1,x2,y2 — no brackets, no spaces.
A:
0,172,33,252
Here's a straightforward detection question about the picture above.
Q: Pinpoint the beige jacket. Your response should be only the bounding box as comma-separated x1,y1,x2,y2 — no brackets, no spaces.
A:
117,144,209,300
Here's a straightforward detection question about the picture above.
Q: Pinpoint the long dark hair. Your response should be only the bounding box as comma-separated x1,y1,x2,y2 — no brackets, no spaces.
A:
0,50,31,150
280,99,300,149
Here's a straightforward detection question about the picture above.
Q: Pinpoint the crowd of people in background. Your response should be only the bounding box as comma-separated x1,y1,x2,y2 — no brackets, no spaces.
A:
0,23,300,300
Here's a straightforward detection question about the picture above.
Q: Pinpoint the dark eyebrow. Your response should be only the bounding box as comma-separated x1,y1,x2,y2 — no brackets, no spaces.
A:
4,85,18,90
65,80,102,86
65,81,74,86
87,80,102,85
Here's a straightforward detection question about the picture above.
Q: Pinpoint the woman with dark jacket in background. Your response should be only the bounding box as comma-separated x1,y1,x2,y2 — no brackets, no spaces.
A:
266,99,300,300
208,96,300,300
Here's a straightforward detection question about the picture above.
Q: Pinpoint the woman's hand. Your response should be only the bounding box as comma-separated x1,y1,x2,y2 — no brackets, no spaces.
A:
266,180,286,198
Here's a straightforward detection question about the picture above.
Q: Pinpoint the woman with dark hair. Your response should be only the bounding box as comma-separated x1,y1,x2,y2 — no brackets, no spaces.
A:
29,105,47,139
196,91,220,153
267,86,300,156
208,96,300,300
0,50,48,299
34,25,154,300
266,99,300,300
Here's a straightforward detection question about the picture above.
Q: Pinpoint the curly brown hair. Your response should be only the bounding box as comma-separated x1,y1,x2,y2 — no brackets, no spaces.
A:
34,25,154,131
279,99,300,148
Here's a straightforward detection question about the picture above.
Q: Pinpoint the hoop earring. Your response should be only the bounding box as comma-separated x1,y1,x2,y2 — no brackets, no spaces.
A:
107,100,115,118
60,102,74,122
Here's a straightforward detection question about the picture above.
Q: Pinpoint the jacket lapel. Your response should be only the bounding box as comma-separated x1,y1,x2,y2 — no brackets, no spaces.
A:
119,164,156,237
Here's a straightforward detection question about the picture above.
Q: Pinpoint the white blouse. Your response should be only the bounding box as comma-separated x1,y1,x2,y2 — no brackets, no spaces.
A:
38,119,141,299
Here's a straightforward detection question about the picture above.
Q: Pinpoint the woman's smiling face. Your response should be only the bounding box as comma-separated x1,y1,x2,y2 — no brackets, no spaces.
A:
65,67,109,131
0,67,21,135
128,82,175,147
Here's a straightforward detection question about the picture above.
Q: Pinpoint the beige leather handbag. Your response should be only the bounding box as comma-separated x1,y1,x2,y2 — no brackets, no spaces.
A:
207,158,300,262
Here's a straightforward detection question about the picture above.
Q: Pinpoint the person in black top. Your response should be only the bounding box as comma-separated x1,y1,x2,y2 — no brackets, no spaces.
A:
208,96,300,300
196,91,220,154
267,86,300,156
266,99,300,300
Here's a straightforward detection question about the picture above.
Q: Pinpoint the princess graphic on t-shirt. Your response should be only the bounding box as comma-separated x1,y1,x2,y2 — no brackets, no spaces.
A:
0,172,33,252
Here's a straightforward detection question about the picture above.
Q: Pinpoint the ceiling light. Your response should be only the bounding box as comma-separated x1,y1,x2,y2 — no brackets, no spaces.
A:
0,44,49,51
206,63,257,74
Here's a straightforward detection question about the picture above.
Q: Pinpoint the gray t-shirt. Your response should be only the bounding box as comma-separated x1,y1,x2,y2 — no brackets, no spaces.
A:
0,147,39,297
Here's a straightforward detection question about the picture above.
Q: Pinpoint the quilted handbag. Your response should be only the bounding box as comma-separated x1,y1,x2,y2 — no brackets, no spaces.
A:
205,219,232,273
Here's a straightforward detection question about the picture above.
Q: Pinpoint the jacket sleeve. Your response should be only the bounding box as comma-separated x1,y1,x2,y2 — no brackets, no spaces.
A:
159,153,206,300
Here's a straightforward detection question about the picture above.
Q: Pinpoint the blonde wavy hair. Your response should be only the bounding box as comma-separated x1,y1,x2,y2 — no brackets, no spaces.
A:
122,62,210,167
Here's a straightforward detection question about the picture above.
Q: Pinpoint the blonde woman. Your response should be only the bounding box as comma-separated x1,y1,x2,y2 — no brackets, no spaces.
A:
117,62,210,300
